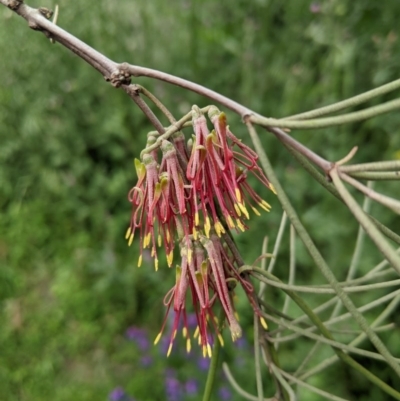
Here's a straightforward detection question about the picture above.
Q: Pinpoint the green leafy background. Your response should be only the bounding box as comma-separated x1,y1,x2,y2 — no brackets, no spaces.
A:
1,0,400,400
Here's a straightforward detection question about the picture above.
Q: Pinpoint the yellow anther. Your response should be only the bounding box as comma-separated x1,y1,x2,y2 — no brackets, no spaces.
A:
173,330,177,339
167,343,173,357
238,202,250,219
235,187,242,202
202,345,207,358
125,227,132,240
258,200,271,212
138,255,142,267
226,215,235,229
234,203,242,216
194,326,199,338
218,334,224,347
158,234,162,247
182,327,188,338
195,212,199,226
270,183,277,194
143,232,151,248
151,247,155,257
154,258,159,271
128,233,134,246
205,216,211,238
251,206,261,216
186,338,191,353
207,344,212,358
214,221,225,237
260,317,268,330
236,219,245,232
167,251,173,267
154,332,162,345
193,226,198,240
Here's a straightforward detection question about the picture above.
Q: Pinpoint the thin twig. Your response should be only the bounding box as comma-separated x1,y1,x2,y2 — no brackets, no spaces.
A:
340,172,400,214
347,171,400,181
341,160,400,173
283,78,400,121
252,98,400,130
134,84,177,124
330,167,400,273
254,317,264,401
123,85,165,134
222,363,274,401
298,294,400,382
276,367,349,401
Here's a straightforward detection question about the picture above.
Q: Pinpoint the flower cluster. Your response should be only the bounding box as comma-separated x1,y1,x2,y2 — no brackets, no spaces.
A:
127,105,274,356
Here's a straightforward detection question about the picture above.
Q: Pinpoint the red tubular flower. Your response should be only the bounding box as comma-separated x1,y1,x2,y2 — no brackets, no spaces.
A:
200,234,242,341
127,104,274,356
160,140,186,215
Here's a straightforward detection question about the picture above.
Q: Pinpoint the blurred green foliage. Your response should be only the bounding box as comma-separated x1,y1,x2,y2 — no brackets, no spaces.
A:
1,0,400,400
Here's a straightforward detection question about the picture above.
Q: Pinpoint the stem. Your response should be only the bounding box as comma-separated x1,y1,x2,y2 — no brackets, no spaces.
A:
134,84,177,124
252,98,400,130
341,173,400,214
253,273,400,293
276,368,349,401
202,308,224,401
258,212,287,297
341,160,400,173
347,171,400,180
258,125,331,171
331,185,371,318
140,106,210,158
285,145,400,245
123,85,165,134
330,168,400,273
283,78,400,120
254,317,264,401
222,363,274,401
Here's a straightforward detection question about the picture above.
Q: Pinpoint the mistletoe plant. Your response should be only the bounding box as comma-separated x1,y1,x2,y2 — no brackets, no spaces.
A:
2,1,400,401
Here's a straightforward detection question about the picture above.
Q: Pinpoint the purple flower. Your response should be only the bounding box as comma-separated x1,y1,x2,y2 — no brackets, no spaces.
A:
165,376,183,401
109,387,128,401
218,386,232,401
187,313,198,329
125,326,149,351
235,336,248,349
140,355,153,367
197,356,210,371
160,335,171,354
185,379,199,395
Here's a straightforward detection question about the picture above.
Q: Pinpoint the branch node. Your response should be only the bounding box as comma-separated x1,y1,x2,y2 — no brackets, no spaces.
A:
38,7,53,19
8,0,23,11
28,19,39,30
242,113,254,124
108,63,132,88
